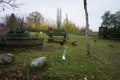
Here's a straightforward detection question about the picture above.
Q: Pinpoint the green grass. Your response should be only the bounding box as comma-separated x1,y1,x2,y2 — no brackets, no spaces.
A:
0,33,120,80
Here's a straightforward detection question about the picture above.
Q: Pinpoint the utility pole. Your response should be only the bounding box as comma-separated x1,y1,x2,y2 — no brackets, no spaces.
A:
83,0,90,55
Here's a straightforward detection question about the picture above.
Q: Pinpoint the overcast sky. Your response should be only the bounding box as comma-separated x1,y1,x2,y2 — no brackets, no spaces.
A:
0,0,120,31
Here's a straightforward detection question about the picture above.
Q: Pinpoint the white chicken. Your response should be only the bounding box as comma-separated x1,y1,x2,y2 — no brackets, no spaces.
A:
62,46,67,61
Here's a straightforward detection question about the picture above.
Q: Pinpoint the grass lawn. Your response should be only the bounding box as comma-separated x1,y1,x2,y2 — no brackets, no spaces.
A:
0,33,120,80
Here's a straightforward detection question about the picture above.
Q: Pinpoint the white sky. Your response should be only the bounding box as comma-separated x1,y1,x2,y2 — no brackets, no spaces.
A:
0,0,120,31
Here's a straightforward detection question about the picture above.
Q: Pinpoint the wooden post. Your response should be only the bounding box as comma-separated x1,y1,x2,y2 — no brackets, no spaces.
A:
83,0,90,55
20,17,24,32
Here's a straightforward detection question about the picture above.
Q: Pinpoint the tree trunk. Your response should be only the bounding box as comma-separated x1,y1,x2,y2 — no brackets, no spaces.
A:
83,0,90,55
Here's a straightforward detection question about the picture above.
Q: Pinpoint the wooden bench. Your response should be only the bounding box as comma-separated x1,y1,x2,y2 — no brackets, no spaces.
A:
48,31,68,42
0,37,44,47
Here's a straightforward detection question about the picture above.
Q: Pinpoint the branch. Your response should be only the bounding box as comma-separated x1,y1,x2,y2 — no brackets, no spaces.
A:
0,0,19,10
83,0,87,10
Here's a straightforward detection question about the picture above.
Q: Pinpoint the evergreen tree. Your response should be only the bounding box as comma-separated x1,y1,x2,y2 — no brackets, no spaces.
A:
6,13,17,33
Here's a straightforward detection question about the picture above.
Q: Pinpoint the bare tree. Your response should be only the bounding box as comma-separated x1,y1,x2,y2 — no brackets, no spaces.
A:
27,11,44,26
0,0,19,11
83,0,90,55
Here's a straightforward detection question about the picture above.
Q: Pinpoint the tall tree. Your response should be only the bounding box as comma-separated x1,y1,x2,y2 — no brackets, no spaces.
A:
28,11,44,24
101,11,111,28
41,20,50,31
62,19,77,33
27,11,44,30
83,0,90,55
66,14,69,33
6,13,17,32
99,10,120,38
57,8,62,29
